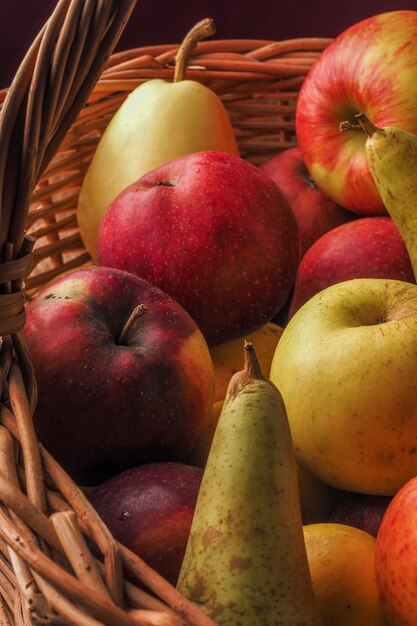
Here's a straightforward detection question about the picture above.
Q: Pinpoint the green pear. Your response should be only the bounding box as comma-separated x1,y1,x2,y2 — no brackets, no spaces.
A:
356,112,417,280
77,18,239,259
177,342,323,626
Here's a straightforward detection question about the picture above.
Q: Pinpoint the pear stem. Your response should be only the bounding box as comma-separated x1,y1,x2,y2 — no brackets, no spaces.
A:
117,304,148,345
354,112,380,137
243,341,264,380
174,18,216,83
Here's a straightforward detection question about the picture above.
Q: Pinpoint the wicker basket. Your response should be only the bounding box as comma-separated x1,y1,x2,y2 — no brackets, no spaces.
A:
0,1,331,624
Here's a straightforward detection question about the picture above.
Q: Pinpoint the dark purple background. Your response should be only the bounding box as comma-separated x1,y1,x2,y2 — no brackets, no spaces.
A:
0,0,416,87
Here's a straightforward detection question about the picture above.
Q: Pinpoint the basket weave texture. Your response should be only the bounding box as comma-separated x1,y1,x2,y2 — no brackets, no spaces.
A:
0,1,331,624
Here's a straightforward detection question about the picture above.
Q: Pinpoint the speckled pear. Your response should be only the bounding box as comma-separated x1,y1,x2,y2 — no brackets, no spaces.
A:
77,18,239,259
356,112,417,280
177,343,323,626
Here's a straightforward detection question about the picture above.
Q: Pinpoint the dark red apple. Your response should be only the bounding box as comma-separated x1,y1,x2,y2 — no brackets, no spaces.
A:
88,462,202,586
96,150,300,346
329,492,392,538
24,266,215,485
260,147,354,255
289,216,415,317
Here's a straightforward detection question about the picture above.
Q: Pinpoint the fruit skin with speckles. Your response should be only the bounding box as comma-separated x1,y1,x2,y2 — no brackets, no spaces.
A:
271,277,417,495
23,266,215,486
260,147,354,256
88,462,203,586
357,114,417,282
296,10,417,215
96,150,300,346
177,343,324,626
289,217,415,318
374,475,417,625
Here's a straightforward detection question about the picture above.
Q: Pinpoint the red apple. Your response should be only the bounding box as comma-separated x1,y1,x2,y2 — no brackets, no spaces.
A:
329,492,392,538
289,217,414,317
23,266,215,485
260,147,354,255
375,476,417,625
88,462,202,586
296,10,417,215
96,150,300,346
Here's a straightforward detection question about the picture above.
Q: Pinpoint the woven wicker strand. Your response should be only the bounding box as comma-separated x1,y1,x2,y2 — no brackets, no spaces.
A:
0,3,333,623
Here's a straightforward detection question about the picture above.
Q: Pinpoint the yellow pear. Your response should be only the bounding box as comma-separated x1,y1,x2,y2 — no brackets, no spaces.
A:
77,18,239,259
177,343,324,626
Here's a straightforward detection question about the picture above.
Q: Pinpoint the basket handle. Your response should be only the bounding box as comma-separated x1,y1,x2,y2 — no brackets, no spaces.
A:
0,0,138,338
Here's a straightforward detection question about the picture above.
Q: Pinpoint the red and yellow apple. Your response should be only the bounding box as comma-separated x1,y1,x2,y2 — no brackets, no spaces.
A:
296,10,417,215
24,266,215,485
97,150,300,346
375,475,417,625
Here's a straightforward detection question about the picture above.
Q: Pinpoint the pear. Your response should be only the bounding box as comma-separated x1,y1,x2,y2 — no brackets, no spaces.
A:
355,112,417,280
177,342,324,626
77,18,239,259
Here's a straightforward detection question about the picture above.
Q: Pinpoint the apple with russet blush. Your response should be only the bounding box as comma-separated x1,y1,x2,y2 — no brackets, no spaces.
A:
96,150,300,346
296,10,417,215
89,462,203,586
260,147,353,255
289,217,414,318
24,266,215,486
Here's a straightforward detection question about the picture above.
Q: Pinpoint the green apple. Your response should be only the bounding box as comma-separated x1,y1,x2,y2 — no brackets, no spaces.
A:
270,277,417,496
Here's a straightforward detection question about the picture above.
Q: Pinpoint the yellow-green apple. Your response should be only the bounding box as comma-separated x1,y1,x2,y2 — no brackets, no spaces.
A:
375,476,417,625
88,462,203,586
23,266,215,486
260,147,353,255
96,150,300,346
296,10,417,215
329,492,392,538
289,217,414,317
270,277,417,495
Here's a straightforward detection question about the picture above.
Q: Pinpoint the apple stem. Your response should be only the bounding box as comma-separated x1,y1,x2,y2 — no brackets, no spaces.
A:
354,112,380,137
339,120,363,132
173,18,216,83
118,304,148,345
339,113,379,136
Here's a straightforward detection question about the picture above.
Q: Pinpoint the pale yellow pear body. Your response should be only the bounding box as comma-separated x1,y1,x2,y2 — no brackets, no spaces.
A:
177,346,323,626
362,118,417,279
77,78,239,258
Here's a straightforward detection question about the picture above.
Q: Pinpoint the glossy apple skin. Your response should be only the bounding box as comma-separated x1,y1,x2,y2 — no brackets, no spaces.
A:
97,150,300,346
375,476,417,625
270,278,417,495
296,10,417,215
289,217,415,317
88,462,203,586
260,147,353,255
24,267,214,485
329,492,392,538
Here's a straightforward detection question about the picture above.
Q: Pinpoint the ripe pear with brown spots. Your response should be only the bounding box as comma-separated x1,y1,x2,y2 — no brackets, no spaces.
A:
177,343,323,626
